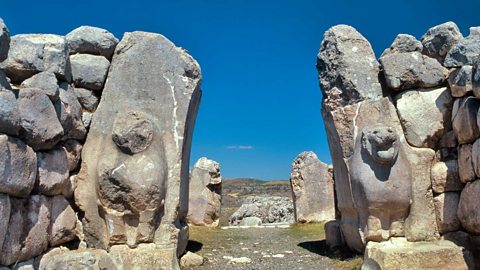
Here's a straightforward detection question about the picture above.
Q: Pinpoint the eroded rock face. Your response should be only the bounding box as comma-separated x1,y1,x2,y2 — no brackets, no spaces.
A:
36,148,70,196
444,27,480,67
229,196,294,225
74,30,201,268
433,192,461,234
187,157,222,227
420,21,463,63
70,54,110,91
452,97,480,144
290,151,335,223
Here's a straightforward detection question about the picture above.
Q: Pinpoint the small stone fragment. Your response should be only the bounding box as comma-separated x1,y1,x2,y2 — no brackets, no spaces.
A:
421,21,463,63
55,82,86,141
49,195,77,246
381,34,422,57
180,251,204,268
431,160,464,193
73,87,99,111
70,54,110,91
62,140,83,172
66,26,119,60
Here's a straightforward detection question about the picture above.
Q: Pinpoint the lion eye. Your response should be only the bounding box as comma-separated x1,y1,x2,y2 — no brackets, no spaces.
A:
373,130,378,135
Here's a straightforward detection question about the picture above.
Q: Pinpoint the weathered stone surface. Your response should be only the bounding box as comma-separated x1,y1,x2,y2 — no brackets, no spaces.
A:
458,180,480,234
18,88,64,151
444,27,480,67
11,259,35,270
229,196,294,225
439,130,458,148
62,175,77,199
20,71,60,101
433,192,461,234
472,138,480,178
70,54,109,91
0,18,10,63
458,143,475,183
448,66,473,97
39,248,112,270
4,34,71,83
395,87,452,148
362,237,474,270
66,26,119,60
239,216,262,226
290,151,335,223
379,51,448,91
431,160,464,193
451,97,480,144
73,87,98,111
473,63,480,98
0,195,51,266
62,139,82,172
0,134,37,197
180,251,204,268
82,111,92,128
0,88,20,136
55,82,86,141
111,111,155,155
381,34,422,57
324,220,344,250
0,193,10,254
421,21,463,63
187,157,222,227
74,30,201,263
49,195,77,246
36,148,70,196
317,25,382,111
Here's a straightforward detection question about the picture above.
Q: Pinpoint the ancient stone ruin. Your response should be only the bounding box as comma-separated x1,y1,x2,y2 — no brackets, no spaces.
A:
187,157,222,227
289,151,335,223
317,22,479,268
0,18,201,270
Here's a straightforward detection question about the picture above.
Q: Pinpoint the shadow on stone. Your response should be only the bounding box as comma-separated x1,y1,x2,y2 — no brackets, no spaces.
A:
185,240,203,253
297,240,358,260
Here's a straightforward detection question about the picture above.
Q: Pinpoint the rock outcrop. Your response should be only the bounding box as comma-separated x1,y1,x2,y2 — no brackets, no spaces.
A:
317,21,477,268
187,157,222,227
289,151,335,223
229,196,294,226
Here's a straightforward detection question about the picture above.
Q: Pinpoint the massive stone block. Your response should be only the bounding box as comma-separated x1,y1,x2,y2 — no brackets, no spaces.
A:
74,31,201,268
187,157,222,227
66,26,119,60
289,151,335,223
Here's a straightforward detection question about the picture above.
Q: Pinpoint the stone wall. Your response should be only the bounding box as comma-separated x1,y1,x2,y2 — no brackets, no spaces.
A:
317,22,479,267
0,18,202,270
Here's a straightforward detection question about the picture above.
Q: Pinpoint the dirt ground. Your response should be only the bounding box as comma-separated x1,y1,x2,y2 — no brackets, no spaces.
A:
185,223,362,270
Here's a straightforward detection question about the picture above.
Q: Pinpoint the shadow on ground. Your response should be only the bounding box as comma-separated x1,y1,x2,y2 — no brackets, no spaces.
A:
186,240,204,253
298,240,359,260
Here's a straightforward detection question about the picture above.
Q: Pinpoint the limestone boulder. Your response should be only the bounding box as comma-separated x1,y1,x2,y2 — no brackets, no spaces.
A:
317,25,382,111
20,71,60,101
187,157,222,227
49,195,77,246
66,26,119,60
379,51,448,91
362,237,474,270
451,97,480,144
0,18,10,62
395,87,452,148
70,54,110,91
0,195,51,266
74,30,202,261
36,148,69,196
239,216,262,226
4,34,71,83
55,82,86,141
421,21,463,63
39,248,112,270
458,143,475,183
433,192,461,234
18,88,64,151
73,87,99,111
381,34,422,57
431,160,464,193
180,251,204,268
229,196,294,225
457,180,480,235
0,88,21,136
0,134,37,197
290,151,335,223
448,66,473,97
444,27,480,67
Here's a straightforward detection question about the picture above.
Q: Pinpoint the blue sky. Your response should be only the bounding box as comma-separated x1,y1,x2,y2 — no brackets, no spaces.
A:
2,1,479,180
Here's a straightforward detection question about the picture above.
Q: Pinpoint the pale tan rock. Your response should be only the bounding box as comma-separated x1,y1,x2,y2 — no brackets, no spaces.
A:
458,144,475,183
433,192,461,234
180,251,204,268
362,237,474,270
431,160,464,193
290,151,335,223
39,247,113,270
458,180,480,235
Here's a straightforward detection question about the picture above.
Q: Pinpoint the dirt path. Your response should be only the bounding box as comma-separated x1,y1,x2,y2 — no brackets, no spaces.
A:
185,223,362,270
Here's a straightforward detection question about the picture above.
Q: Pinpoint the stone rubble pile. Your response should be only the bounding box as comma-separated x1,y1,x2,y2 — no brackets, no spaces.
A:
289,151,335,223
317,21,479,269
229,196,294,226
187,157,222,227
0,18,202,270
